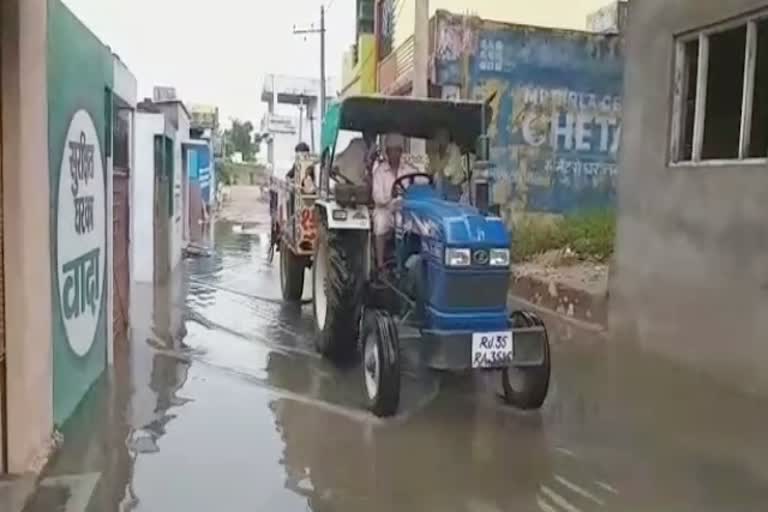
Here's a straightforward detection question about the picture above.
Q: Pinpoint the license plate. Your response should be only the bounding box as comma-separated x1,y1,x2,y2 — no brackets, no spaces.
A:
471,331,513,368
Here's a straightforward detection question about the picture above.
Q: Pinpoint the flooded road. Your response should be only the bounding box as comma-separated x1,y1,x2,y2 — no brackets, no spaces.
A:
20,204,768,512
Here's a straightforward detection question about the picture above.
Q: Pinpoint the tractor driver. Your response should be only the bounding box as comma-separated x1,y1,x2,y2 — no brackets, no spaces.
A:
372,133,422,272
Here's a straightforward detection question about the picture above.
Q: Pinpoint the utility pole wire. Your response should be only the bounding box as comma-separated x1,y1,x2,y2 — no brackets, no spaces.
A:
293,6,327,128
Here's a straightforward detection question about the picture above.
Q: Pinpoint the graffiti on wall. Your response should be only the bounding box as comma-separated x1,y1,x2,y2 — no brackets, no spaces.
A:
434,13,478,86
461,25,624,214
517,86,622,178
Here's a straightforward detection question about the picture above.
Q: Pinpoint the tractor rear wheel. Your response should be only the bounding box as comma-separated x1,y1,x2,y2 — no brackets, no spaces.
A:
280,239,305,302
501,311,551,410
312,216,366,361
361,308,400,417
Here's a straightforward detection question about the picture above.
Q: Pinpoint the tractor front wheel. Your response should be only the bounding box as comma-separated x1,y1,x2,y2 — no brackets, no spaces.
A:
280,239,305,302
501,311,551,410
361,309,400,417
312,216,366,360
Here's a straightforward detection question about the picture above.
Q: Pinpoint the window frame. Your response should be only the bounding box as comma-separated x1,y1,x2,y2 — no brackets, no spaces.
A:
670,13,766,166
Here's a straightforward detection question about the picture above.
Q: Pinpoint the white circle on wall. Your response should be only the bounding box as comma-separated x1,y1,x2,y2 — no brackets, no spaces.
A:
56,109,106,357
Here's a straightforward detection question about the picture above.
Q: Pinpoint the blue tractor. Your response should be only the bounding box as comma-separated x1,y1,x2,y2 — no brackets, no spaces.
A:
309,95,550,417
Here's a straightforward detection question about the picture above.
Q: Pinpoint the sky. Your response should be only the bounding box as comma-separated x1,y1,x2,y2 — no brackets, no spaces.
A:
62,0,358,127
62,0,613,129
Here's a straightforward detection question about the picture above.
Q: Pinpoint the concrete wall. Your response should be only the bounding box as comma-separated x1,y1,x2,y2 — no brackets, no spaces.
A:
173,105,190,267
153,101,189,268
434,12,624,216
1,0,55,473
387,0,614,50
133,112,165,284
586,0,629,34
611,0,768,394
113,57,138,109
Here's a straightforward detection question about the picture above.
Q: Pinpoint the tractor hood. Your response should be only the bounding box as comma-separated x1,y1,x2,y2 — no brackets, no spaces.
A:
399,185,509,247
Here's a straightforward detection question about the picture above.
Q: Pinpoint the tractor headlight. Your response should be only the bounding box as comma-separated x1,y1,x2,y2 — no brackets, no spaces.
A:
490,248,510,267
445,248,471,267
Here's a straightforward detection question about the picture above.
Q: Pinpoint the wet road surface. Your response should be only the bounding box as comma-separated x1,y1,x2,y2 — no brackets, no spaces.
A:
19,206,768,512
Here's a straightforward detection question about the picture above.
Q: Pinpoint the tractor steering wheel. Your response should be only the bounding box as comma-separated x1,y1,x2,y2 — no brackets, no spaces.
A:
391,172,434,199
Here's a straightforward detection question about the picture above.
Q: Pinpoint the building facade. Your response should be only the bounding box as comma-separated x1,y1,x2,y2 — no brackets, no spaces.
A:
152,96,191,271
1,0,135,474
611,0,768,394
438,12,624,217
111,56,138,361
47,0,115,427
340,0,377,96
364,9,625,219
1,0,53,475
188,103,219,213
261,74,334,174
586,0,629,34
132,107,172,285
378,0,621,58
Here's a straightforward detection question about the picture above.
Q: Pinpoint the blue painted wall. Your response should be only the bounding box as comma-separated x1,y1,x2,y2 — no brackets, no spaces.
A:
435,13,624,215
186,145,213,204
198,147,212,203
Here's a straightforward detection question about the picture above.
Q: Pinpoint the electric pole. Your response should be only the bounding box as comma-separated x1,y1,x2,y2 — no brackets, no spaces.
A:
293,5,327,128
412,0,429,156
320,5,326,122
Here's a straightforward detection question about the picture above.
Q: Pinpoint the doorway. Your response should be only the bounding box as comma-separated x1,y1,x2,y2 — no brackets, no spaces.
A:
153,135,172,342
112,107,131,348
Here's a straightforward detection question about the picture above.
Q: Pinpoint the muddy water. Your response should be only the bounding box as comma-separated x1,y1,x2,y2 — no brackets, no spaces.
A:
21,208,768,512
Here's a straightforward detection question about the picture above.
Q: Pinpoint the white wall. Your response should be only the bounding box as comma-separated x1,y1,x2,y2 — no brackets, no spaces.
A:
133,112,164,284
170,104,190,269
113,57,138,109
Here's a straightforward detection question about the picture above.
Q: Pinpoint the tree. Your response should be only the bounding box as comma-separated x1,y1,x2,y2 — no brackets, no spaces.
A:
224,119,259,161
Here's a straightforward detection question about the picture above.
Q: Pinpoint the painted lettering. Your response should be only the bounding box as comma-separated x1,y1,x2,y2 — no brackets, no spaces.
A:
611,124,621,154
597,116,612,152
74,196,95,235
545,157,618,187
575,113,593,152
479,38,504,72
517,91,622,155
524,88,539,105
551,113,575,151
518,87,621,115
68,131,95,197
521,112,548,147
62,248,101,320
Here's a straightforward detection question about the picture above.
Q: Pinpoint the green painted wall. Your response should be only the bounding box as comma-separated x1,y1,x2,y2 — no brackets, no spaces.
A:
48,0,114,425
